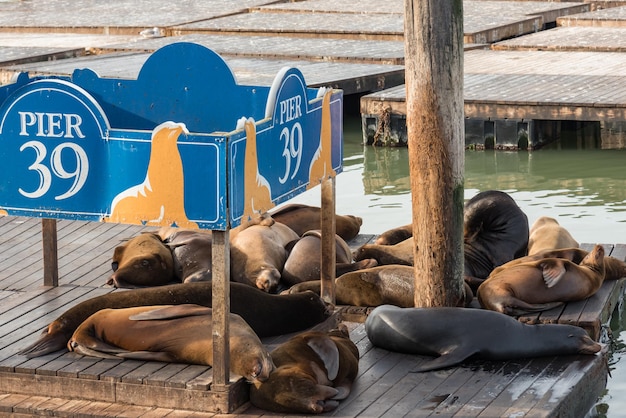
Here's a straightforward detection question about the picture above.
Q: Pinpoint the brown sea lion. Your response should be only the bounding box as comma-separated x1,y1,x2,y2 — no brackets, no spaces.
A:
489,246,626,281
374,223,412,245
108,232,176,288
68,304,274,383
365,304,602,372
230,221,300,292
249,324,359,414
477,244,606,315
353,237,413,266
18,281,330,358
527,216,579,255
284,265,472,308
269,203,362,241
282,230,378,287
157,227,213,283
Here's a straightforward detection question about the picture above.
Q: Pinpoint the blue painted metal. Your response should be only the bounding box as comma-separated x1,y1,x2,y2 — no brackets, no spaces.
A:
0,43,343,230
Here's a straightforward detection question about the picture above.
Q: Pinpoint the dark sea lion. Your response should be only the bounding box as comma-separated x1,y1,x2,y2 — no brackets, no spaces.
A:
282,230,378,287
249,324,359,414
353,237,413,266
18,282,330,358
269,203,362,241
230,221,300,292
365,304,602,372
68,304,274,383
477,244,606,315
463,190,529,291
527,216,579,255
157,227,213,283
108,232,176,288
374,224,412,245
284,265,473,308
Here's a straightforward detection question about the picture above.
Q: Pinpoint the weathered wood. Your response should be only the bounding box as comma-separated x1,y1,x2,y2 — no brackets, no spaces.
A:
41,219,58,287
320,176,337,306
405,0,465,307
211,229,230,395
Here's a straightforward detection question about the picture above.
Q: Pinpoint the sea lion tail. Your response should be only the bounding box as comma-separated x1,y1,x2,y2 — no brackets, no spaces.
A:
17,330,68,358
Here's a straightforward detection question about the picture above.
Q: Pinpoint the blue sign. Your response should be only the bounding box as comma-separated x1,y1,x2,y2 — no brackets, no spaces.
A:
0,43,343,230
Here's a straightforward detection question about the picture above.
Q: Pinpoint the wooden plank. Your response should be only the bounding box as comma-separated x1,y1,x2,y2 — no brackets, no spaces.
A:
42,219,58,287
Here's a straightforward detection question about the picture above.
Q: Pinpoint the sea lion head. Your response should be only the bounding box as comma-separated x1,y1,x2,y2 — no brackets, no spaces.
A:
253,265,282,293
582,244,605,274
107,233,176,288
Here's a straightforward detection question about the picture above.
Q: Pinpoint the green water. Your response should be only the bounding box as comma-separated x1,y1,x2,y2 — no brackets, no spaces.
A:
289,115,626,416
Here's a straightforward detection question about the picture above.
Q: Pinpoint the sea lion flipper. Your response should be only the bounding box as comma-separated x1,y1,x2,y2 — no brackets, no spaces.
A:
540,260,566,288
307,337,340,381
411,348,477,373
129,304,211,320
70,343,127,359
116,351,175,362
18,330,68,358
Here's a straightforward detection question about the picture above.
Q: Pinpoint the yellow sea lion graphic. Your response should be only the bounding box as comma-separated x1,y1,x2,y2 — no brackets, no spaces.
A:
242,117,274,220
105,121,198,228
307,90,336,189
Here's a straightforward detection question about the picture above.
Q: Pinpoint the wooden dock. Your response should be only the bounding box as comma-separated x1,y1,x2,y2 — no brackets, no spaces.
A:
0,216,620,417
360,4,626,148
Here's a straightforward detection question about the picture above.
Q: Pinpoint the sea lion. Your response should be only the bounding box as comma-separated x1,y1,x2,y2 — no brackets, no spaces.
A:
68,304,274,383
477,244,606,315
249,324,359,414
353,237,413,266
463,190,529,291
157,227,213,283
18,281,330,358
284,265,473,308
269,203,362,241
527,216,579,255
374,223,412,245
365,304,602,372
230,221,300,292
490,246,626,281
282,230,378,287
108,232,176,288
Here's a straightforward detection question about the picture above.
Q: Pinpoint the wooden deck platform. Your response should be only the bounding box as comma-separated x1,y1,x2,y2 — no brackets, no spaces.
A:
0,216,620,417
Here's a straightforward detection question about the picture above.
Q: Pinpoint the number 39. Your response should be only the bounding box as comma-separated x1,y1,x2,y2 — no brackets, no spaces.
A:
19,140,89,200
278,123,303,184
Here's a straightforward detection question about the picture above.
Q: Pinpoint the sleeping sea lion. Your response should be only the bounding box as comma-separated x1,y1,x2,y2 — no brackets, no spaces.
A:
365,304,602,372
284,265,473,308
282,230,377,287
68,304,274,383
490,246,626,282
269,203,362,241
249,324,359,414
108,232,176,288
527,216,579,255
374,223,412,245
157,227,213,283
230,221,300,292
477,244,606,315
18,281,330,358
353,237,413,266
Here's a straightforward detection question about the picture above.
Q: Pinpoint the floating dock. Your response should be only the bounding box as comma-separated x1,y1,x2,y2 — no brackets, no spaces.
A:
361,3,626,149
0,216,619,417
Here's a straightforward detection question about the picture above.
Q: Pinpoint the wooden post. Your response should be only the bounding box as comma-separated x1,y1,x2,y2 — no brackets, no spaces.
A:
42,218,58,287
320,176,336,306
211,229,230,393
404,0,465,307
